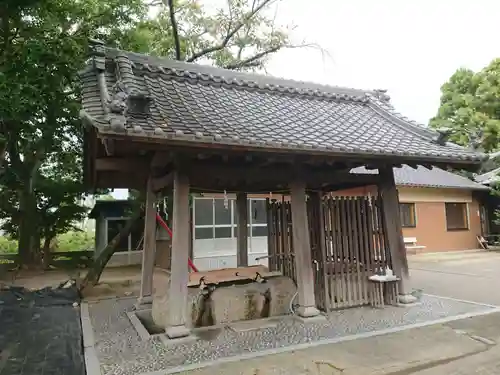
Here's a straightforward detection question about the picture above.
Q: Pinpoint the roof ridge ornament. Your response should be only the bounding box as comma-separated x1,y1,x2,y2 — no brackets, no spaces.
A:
468,129,484,152
372,89,391,102
106,81,129,132
89,39,106,71
433,127,453,146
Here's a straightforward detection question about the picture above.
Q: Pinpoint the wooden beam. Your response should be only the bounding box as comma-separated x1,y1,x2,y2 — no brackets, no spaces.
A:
185,163,379,187
95,157,150,172
96,171,148,189
98,135,482,171
151,151,173,168
101,138,115,156
151,171,174,192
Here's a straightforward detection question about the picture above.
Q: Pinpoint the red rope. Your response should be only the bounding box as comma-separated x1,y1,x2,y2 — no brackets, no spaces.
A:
155,213,198,272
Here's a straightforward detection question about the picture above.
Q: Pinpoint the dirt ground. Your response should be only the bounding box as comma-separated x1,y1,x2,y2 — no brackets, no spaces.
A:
3,265,143,300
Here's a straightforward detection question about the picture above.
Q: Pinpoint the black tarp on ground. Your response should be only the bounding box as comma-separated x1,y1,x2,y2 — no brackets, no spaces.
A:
0,283,85,375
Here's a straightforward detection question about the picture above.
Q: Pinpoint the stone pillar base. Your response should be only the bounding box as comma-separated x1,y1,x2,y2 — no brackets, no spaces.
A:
165,324,190,339
398,293,418,305
296,305,321,318
165,325,191,339
135,295,153,310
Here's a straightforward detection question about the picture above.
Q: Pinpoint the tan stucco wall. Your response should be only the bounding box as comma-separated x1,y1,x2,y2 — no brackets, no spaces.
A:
399,190,481,253
398,187,473,203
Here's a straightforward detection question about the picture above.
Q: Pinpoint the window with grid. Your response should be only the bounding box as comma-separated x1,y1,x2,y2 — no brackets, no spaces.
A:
399,203,416,228
445,203,469,231
193,197,267,239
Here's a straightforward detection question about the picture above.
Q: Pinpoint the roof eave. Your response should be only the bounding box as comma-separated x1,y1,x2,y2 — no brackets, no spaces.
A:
398,183,490,191
93,131,484,170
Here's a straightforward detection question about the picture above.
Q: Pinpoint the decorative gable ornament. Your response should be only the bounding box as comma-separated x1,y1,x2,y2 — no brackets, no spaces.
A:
107,81,129,132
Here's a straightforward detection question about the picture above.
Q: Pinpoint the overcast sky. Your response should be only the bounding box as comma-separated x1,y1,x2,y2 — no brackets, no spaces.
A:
266,0,500,124
112,0,500,199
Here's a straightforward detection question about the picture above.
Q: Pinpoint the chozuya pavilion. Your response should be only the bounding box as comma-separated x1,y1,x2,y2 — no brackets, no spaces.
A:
80,39,486,340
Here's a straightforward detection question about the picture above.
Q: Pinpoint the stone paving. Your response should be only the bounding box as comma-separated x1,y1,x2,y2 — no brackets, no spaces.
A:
87,295,497,375
0,287,84,375
180,323,491,375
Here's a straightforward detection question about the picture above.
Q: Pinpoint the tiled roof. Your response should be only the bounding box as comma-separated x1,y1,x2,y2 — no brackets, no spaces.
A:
475,167,500,185
352,165,489,190
79,44,487,165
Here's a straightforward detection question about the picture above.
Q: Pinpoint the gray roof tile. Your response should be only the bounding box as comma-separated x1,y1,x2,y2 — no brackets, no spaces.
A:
352,165,489,190
80,47,487,165
475,167,500,185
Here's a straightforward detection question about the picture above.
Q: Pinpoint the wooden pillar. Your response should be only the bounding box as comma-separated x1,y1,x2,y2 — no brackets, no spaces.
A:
138,178,157,306
378,166,414,301
165,171,191,339
236,192,249,267
188,208,194,262
290,180,320,318
309,191,330,311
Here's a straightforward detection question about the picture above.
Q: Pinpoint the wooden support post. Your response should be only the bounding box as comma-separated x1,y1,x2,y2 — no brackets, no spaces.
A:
378,166,415,304
188,208,194,262
236,192,249,267
290,180,320,318
165,171,191,339
309,191,330,312
138,178,157,306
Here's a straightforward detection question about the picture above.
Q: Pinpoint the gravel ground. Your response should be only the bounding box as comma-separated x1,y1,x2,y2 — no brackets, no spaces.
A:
88,295,495,375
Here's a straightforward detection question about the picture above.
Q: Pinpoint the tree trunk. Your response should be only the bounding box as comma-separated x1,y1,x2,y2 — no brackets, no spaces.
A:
17,188,37,267
42,236,53,270
17,157,43,268
79,204,144,292
0,137,5,173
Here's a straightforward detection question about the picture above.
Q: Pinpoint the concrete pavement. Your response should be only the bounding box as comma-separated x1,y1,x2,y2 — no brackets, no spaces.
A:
179,317,497,375
179,250,500,375
409,250,500,305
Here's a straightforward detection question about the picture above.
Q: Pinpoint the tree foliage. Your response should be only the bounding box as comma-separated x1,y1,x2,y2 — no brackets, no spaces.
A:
0,231,95,255
0,0,148,265
0,0,297,269
0,236,18,254
56,231,95,252
117,0,297,70
430,60,500,156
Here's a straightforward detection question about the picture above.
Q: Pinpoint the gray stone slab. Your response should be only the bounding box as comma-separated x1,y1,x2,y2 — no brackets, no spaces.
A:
81,302,96,347
86,295,498,375
127,311,152,341
229,318,280,332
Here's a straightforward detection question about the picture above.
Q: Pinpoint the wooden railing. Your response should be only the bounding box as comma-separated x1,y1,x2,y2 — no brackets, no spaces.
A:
0,250,94,271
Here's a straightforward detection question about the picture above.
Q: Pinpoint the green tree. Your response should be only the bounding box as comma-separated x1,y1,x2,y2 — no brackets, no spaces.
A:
430,60,500,155
0,0,146,266
117,0,299,69
56,231,95,252
0,236,18,254
1,0,301,272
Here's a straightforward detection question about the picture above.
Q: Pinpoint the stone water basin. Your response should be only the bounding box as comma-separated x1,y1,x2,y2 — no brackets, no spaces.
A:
152,266,297,329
